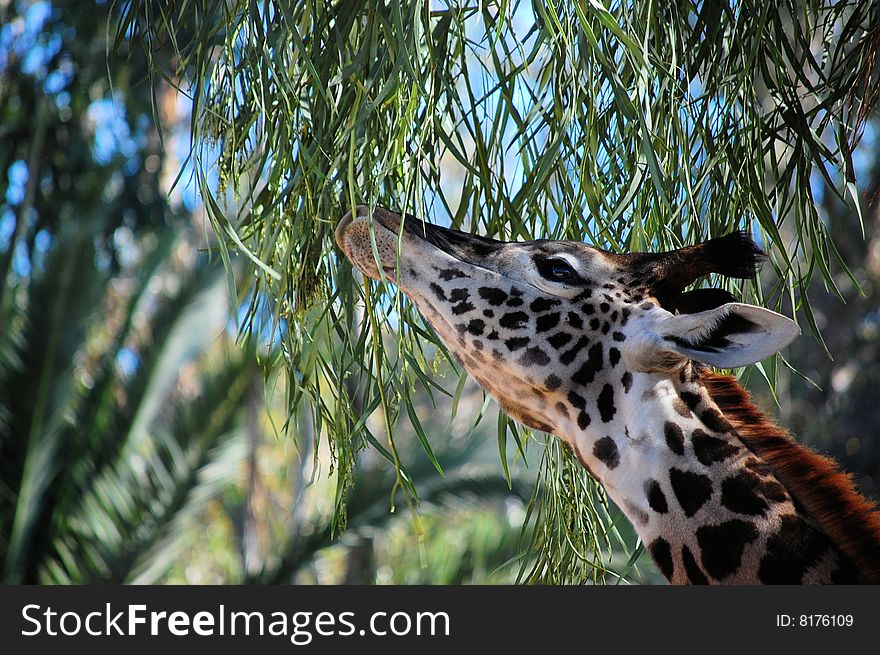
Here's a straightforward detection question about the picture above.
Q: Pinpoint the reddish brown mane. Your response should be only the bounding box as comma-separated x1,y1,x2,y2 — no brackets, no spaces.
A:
701,371,880,584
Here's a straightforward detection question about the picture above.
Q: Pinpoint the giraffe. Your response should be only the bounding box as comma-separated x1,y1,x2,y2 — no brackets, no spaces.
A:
335,205,880,584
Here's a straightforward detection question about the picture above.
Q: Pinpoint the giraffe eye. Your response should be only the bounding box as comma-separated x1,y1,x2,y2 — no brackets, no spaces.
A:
536,256,577,282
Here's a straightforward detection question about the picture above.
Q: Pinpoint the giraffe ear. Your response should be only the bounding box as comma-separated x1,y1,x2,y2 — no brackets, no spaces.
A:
656,302,800,369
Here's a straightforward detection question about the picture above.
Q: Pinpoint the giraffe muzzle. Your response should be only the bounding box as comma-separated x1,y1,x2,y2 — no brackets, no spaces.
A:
336,205,506,279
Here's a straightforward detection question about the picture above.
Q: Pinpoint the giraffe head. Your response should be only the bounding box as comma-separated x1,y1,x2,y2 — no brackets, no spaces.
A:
335,206,799,437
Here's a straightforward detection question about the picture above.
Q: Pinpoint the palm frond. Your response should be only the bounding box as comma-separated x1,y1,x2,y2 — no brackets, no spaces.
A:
40,353,253,584
0,218,264,583
0,223,106,581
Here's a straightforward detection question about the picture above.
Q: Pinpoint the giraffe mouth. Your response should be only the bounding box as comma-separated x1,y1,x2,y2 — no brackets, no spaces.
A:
334,207,403,281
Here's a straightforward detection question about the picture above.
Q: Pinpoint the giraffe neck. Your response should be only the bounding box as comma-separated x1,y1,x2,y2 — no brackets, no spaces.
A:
560,363,862,584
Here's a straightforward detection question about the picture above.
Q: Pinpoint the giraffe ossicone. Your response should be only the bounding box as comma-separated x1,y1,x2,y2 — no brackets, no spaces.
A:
335,205,880,584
